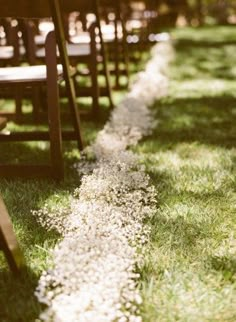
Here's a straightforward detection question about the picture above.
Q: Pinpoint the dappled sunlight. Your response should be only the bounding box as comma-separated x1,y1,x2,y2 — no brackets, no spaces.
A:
136,25,236,322
140,143,235,171
214,235,236,266
142,270,236,322
175,79,228,97
143,144,235,194
172,26,236,44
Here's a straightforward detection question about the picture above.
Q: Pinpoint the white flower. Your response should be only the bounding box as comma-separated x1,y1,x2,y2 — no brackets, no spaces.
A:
35,39,173,322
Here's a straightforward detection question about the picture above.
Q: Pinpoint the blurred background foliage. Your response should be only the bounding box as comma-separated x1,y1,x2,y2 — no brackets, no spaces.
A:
148,0,236,27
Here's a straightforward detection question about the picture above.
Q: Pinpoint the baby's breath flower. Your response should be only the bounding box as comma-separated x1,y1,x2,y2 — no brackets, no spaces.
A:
35,40,173,321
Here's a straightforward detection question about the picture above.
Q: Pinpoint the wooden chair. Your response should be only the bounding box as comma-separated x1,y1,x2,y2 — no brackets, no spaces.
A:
0,0,83,180
0,194,25,273
62,0,114,112
122,0,159,47
98,0,130,89
0,20,25,120
0,19,20,67
26,0,114,117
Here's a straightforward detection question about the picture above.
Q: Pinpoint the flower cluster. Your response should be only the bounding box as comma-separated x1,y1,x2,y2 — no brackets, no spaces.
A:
35,39,174,321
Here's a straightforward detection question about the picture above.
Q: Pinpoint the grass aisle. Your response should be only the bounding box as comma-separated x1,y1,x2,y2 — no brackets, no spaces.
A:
136,26,236,322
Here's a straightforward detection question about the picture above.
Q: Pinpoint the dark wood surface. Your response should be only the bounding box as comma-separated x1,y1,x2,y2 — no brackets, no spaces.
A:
0,0,51,18
0,196,25,273
0,117,7,131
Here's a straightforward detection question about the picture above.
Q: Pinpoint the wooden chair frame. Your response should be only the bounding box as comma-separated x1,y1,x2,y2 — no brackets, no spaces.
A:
0,0,83,179
62,0,114,111
0,0,83,180
98,0,130,89
0,0,83,148
2,0,113,121
0,31,64,179
0,195,25,273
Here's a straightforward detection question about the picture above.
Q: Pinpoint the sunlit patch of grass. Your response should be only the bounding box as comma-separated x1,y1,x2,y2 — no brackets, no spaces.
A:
171,25,236,44
135,25,236,321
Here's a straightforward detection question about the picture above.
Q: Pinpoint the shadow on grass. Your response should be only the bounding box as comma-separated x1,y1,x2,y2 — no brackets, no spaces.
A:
145,94,236,150
209,255,236,282
173,39,236,80
0,267,43,322
171,25,236,46
141,96,236,253
138,26,236,320
175,39,236,48
150,212,204,246
138,92,236,260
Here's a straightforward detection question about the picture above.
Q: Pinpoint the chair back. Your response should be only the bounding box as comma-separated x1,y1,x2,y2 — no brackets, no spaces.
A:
0,0,53,18
62,0,96,14
0,0,83,149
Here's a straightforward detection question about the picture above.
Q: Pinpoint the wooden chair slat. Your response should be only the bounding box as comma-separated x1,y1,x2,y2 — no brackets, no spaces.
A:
0,164,55,178
0,117,7,130
0,64,63,83
0,0,51,18
36,44,91,59
61,0,96,13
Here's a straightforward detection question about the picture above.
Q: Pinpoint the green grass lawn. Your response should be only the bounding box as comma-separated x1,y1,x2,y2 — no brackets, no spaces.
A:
136,26,236,321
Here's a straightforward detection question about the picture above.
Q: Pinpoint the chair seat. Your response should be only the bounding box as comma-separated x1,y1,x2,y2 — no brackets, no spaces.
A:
35,20,54,45
66,43,91,57
70,32,91,44
36,43,91,59
101,24,123,42
0,46,25,60
0,46,15,59
126,19,144,30
0,64,63,83
0,117,7,130
70,33,103,49
35,34,47,46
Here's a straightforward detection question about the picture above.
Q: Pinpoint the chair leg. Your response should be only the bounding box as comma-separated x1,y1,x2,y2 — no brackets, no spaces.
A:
0,196,25,274
121,19,130,87
50,1,83,150
96,15,114,109
102,46,114,109
114,18,120,89
89,24,100,118
47,86,64,180
90,59,100,118
32,86,41,123
15,86,23,123
45,31,64,180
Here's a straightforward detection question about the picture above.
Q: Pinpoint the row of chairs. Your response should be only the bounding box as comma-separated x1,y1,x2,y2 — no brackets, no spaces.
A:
0,0,160,273
0,0,159,181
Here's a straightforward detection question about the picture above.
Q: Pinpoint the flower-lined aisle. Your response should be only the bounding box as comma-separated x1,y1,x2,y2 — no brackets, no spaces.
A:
34,39,174,322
